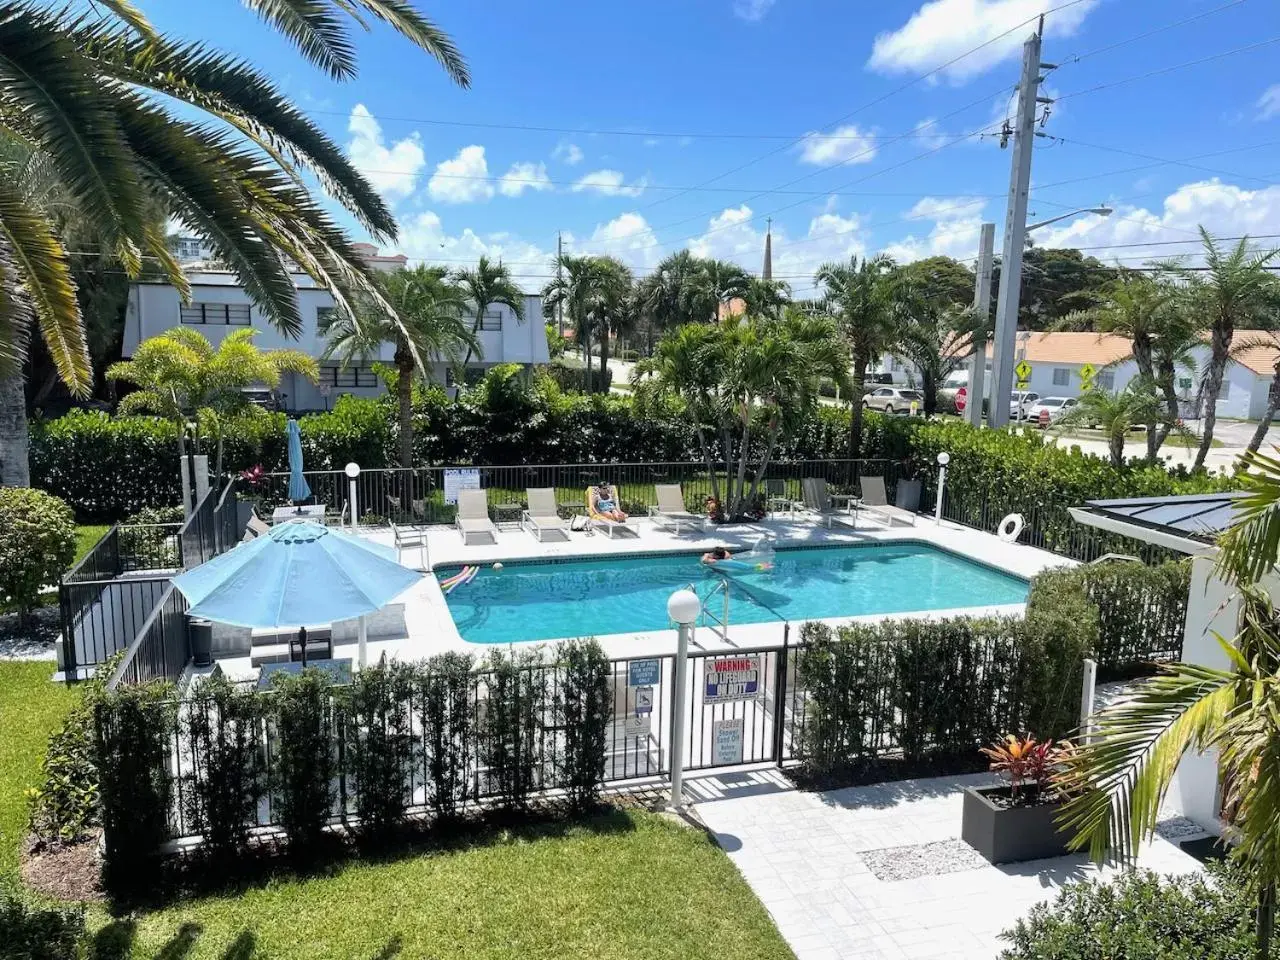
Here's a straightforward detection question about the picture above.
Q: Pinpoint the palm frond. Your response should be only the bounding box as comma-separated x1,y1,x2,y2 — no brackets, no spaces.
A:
1217,446,1280,585
344,1,469,87
0,179,90,394
94,1,156,39
243,0,356,80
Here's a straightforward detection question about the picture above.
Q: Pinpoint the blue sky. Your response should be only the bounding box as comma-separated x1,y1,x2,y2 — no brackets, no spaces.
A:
154,0,1277,296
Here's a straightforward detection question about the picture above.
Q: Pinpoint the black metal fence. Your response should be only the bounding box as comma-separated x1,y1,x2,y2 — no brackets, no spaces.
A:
105,585,191,689
251,459,906,526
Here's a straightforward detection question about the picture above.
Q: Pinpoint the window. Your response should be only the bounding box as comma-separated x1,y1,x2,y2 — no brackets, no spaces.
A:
316,306,336,330
1052,368,1070,387
478,311,502,332
180,302,250,325
1097,370,1115,391
320,363,377,388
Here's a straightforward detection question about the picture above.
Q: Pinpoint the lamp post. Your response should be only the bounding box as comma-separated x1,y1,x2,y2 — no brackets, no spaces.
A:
667,588,701,810
935,452,950,525
345,462,360,529
1025,206,1112,239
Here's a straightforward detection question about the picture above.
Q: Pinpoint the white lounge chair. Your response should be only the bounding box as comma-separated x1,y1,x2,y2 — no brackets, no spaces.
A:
649,484,704,534
454,489,499,545
859,475,917,527
242,512,271,541
522,487,571,542
586,484,637,539
390,520,429,566
800,478,859,529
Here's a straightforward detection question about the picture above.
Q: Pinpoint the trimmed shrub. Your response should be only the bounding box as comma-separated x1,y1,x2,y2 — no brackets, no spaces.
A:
269,668,337,853
482,647,549,812
798,587,1094,778
117,504,184,569
93,681,177,891
0,487,75,615
555,639,611,811
998,859,1272,960
1028,561,1190,674
342,658,417,836
0,894,86,960
420,652,475,824
182,674,266,861
544,358,613,394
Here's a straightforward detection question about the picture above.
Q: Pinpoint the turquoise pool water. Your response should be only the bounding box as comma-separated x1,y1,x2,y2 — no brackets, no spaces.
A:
439,542,1029,644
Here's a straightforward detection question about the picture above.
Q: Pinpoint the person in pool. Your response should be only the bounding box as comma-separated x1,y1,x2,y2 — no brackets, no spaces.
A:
702,545,733,564
591,481,628,522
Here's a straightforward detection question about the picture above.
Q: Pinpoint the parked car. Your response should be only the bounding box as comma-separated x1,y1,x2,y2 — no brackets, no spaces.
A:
864,386,923,415
1026,396,1078,426
1008,391,1040,421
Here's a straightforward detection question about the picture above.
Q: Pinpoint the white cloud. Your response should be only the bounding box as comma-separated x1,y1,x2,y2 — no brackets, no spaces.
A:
1027,179,1280,262
1258,85,1280,121
913,117,949,149
572,169,647,198
345,104,424,202
553,141,584,165
688,205,867,288
881,200,988,264
868,0,1098,83
796,125,878,166
427,145,493,204
498,161,553,198
583,213,664,272
393,211,554,289
733,0,776,22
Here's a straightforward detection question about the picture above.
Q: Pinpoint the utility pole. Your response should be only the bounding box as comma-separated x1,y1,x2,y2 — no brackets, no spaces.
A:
556,231,564,341
988,19,1054,428
967,222,995,428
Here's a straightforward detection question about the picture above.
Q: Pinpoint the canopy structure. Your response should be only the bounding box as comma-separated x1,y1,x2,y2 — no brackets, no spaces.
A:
173,521,421,634
1068,492,1245,555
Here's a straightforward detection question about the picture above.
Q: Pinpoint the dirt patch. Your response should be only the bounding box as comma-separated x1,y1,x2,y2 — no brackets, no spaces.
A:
0,605,60,660
21,833,104,902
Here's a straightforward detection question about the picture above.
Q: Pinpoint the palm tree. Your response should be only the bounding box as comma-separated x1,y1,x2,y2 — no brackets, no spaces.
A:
815,254,900,459
743,277,792,321
1062,446,1280,959
688,258,750,323
454,255,526,373
322,266,476,467
635,251,704,352
542,255,630,393
892,268,988,416
591,257,635,386
106,328,317,488
1051,382,1162,467
1170,230,1280,469
0,2,468,486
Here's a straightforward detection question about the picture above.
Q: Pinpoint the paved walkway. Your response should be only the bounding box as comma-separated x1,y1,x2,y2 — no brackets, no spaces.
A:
689,769,1204,960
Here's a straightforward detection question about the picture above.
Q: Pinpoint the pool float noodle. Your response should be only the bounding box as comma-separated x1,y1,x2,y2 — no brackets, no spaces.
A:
710,558,773,573
441,565,479,594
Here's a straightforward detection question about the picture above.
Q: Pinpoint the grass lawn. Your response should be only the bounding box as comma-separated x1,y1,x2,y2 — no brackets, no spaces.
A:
0,661,77,891
0,668,793,960
74,524,110,565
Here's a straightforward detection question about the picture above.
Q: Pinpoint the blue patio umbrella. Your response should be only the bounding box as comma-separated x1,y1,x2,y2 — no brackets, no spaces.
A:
173,522,421,656
286,419,311,503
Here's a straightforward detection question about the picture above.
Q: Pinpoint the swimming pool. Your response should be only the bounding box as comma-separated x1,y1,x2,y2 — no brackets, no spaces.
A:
438,542,1029,644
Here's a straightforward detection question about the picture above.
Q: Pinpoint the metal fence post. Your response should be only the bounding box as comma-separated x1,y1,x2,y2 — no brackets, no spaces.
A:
773,622,790,766
1079,657,1097,744
667,589,699,810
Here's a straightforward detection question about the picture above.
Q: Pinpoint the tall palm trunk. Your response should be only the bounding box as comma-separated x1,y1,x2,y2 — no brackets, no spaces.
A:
732,412,752,517
1154,356,1182,452
1108,430,1125,468
598,321,611,392
1130,338,1158,459
847,348,870,461
0,370,30,487
394,345,415,469
1248,361,1280,454
1196,325,1231,469
459,299,488,372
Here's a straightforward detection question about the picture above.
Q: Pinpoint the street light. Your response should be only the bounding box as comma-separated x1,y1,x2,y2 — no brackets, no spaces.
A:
345,462,361,529
1025,206,1112,240
667,588,701,810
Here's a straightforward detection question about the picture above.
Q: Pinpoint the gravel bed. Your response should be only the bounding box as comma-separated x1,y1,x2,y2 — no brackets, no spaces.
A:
859,837,989,882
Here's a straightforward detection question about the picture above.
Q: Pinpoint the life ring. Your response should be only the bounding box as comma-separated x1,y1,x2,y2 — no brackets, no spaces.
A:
997,513,1024,542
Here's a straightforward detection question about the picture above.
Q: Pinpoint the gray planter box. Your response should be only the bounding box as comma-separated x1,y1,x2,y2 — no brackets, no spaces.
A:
961,785,1072,864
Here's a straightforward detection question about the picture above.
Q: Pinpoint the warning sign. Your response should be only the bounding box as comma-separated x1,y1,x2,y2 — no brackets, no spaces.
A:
704,656,761,703
1014,360,1032,382
1079,362,1096,390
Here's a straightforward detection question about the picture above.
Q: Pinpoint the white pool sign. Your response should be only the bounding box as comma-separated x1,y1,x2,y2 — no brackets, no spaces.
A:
624,715,651,739
443,468,481,505
628,659,660,686
704,656,760,703
633,685,653,716
712,718,745,765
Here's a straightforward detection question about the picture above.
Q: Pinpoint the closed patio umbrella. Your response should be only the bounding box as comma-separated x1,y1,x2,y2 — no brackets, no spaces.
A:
173,520,421,666
286,419,311,504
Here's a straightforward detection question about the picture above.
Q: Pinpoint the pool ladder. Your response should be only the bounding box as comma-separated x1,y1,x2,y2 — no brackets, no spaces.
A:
695,577,731,641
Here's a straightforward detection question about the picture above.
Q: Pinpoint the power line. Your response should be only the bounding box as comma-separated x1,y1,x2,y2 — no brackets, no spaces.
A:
1039,134,1279,189
1058,0,1253,66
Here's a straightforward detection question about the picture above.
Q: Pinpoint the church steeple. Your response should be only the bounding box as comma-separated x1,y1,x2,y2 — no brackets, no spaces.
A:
762,217,773,280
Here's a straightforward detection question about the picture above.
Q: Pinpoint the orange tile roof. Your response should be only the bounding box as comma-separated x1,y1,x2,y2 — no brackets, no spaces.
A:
967,330,1280,376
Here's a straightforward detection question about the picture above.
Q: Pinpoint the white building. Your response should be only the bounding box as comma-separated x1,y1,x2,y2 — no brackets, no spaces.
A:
123,260,548,412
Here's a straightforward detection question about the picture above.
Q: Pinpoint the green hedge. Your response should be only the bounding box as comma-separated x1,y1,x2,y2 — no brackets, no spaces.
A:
796,585,1096,777
1028,561,1191,673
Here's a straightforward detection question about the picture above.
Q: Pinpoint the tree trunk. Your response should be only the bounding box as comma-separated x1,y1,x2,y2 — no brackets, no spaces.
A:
582,323,592,394
1154,356,1181,453
1109,430,1125,468
694,427,721,512
396,354,414,469
1195,326,1231,470
459,299,487,371
848,348,869,461
1257,881,1275,960
922,370,937,417
1131,340,1158,459
1247,363,1280,455
748,419,783,504
733,413,752,517
598,321,611,393
0,370,30,487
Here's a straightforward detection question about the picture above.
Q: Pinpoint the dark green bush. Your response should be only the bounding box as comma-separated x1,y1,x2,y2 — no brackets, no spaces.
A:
999,860,1274,960
544,358,613,394
483,648,549,812
93,681,177,891
555,639,611,811
269,668,337,852
0,893,86,960
1028,560,1191,673
182,674,266,861
798,589,1094,777
117,504,184,568
342,658,416,835
0,487,75,615
420,652,475,824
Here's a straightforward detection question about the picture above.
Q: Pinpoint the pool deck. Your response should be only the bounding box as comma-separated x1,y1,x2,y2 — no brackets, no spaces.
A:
215,511,1072,679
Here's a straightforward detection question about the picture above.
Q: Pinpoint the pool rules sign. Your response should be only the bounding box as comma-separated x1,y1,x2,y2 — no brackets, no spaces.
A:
704,656,760,703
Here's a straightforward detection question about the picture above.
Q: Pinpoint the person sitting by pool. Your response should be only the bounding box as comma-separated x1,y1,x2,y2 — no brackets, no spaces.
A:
702,545,732,565
590,481,628,522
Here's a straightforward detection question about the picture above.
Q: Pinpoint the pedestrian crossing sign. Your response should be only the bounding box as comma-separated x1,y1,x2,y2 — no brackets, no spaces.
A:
1014,360,1032,382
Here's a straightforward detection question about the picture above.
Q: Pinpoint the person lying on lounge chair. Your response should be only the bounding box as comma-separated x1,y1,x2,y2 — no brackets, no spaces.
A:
590,482,628,522
702,545,732,564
